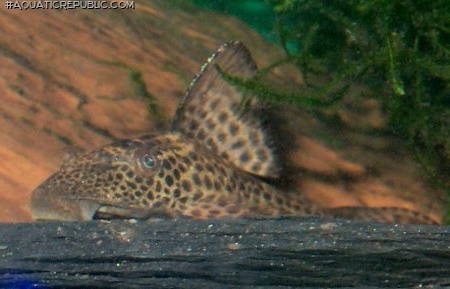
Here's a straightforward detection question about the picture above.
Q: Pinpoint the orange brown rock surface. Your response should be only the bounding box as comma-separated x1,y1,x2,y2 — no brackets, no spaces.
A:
0,1,443,223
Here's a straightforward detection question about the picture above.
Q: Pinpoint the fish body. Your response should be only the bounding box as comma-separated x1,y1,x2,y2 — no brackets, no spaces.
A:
31,41,437,224
32,131,320,220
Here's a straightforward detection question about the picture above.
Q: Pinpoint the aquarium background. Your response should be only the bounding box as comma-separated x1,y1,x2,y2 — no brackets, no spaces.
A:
0,0,445,223
194,0,450,221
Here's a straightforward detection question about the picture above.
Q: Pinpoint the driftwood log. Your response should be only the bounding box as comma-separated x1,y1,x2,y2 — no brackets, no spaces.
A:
1,218,449,288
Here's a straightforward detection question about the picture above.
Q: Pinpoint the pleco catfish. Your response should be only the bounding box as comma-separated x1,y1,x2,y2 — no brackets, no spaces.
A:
31,41,437,224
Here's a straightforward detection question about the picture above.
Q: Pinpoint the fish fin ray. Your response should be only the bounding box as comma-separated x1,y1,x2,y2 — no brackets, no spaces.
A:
171,41,279,178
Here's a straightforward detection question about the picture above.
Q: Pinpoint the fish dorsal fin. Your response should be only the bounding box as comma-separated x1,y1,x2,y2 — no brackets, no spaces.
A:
171,41,279,178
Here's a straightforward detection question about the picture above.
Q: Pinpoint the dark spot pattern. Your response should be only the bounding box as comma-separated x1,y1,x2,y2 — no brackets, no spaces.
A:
240,152,250,163
228,123,239,135
163,160,172,170
203,176,212,190
182,180,192,192
213,181,221,191
178,163,187,173
181,157,192,166
168,156,177,165
188,120,199,131
217,133,226,143
209,99,219,110
197,129,206,140
126,181,137,190
193,192,202,201
192,174,201,186
155,181,162,192
195,163,204,172
173,169,181,180
217,112,228,123
165,175,174,186
205,138,218,152
231,140,245,150
188,152,198,161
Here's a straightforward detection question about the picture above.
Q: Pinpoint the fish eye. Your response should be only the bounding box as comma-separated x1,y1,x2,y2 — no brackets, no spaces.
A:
133,148,160,177
138,153,158,172
142,154,156,169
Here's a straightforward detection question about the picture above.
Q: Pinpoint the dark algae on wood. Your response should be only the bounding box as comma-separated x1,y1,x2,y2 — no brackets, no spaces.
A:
1,218,449,288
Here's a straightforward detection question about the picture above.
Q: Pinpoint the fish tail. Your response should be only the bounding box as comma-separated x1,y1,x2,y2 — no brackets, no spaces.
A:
322,206,439,225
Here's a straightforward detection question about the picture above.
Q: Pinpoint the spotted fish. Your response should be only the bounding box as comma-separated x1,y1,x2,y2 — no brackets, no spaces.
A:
31,41,437,224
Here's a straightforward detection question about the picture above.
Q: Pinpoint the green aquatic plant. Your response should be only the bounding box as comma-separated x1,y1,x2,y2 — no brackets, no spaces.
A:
129,69,164,123
270,0,450,220
216,64,346,109
97,61,165,124
194,0,450,220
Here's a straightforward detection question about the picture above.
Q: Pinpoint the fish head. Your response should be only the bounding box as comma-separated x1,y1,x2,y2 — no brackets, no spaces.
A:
31,132,247,221
31,135,169,221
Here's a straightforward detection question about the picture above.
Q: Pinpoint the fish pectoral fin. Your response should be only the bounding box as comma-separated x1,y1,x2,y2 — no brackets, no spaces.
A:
78,200,102,221
93,204,173,220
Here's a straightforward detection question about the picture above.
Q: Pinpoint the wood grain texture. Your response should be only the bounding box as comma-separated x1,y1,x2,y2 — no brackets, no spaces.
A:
1,218,449,288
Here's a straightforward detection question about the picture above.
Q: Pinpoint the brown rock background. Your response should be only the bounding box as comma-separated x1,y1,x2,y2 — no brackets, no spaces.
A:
0,1,444,222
